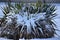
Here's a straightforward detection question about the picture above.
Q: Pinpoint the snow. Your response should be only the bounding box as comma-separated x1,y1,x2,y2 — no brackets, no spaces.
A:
14,11,45,33
53,4,60,37
0,38,13,40
0,37,60,40
0,3,60,40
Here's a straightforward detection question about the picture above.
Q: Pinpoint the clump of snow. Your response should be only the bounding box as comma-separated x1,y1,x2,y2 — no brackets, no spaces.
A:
17,12,46,33
6,10,46,34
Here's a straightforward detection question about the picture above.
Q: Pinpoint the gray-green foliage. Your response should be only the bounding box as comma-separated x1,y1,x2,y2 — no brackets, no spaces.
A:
2,3,22,16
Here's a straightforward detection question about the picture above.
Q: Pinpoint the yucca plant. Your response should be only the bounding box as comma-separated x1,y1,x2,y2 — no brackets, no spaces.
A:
0,2,22,40
0,1,57,40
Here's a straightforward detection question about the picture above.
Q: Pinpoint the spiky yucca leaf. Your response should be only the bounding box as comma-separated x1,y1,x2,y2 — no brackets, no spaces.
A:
0,1,57,39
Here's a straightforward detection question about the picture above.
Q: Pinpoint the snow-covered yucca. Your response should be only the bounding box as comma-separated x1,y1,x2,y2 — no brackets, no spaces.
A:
0,2,57,39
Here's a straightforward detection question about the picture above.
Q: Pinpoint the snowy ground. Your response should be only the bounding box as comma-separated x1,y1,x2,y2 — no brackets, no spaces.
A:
0,37,60,40
0,3,60,40
53,3,60,37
